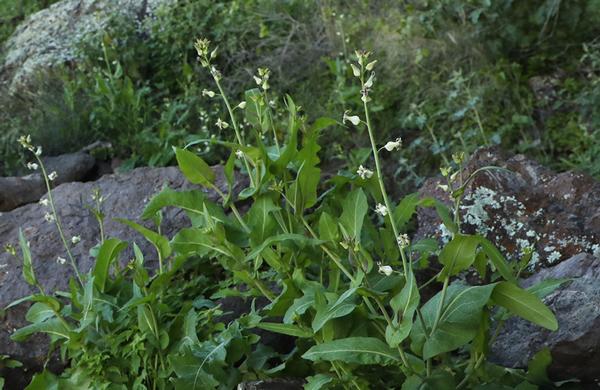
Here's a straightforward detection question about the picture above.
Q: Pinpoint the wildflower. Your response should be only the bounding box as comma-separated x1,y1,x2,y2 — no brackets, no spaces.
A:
357,165,373,179
343,110,361,126
237,101,247,109
71,236,81,245
365,60,377,71
355,50,371,66
194,38,210,58
350,63,361,77
4,244,16,257
56,256,67,265
364,72,375,88
452,151,465,165
235,150,244,159
378,263,393,276
39,198,49,207
26,162,38,170
210,66,222,81
375,203,388,216
18,135,32,149
202,89,216,98
44,212,55,223
397,234,410,248
215,118,229,130
48,171,58,181
437,184,450,192
253,75,262,85
383,138,402,152
34,146,42,156
440,166,452,177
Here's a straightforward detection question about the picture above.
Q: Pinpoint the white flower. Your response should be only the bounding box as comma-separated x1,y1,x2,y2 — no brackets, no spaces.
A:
397,234,410,248
383,138,402,152
34,146,42,156
44,212,55,223
237,101,247,109
26,162,39,170
39,198,49,207
202,89,216,98
375,203,388,216
71,236,81,245
18,135,32,149
364,72,375,88
350,63,361,77
215,118,229,130
48,171,58,181
56,256,67,265
235,150,244,159
357,165,373,179
378,264,393,276
253,76,262,85
365,60,377,71
360,93,371,103
343,110,361,126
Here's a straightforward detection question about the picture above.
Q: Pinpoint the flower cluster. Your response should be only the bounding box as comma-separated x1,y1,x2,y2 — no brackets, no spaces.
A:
356,165,373,179
254,68,271,91
375,203,388,216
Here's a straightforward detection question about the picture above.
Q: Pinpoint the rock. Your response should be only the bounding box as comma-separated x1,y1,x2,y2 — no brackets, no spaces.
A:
416,147,600,271
0,152,96,211
0,165,232,381
0,0,174,94
237,378,305,390
491,253,600,383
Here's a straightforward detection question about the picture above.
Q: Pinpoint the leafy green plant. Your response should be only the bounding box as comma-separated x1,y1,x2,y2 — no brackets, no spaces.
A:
6,42,567,389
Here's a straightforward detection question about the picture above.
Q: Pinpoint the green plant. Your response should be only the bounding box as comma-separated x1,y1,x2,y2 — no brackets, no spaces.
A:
6,43,569,389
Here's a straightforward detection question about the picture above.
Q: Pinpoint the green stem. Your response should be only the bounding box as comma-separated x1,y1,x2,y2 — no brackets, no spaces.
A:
36,155,83,286
430,276,449,335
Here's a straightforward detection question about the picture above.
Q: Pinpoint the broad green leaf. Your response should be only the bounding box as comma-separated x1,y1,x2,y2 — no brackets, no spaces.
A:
117,219,171,261
439,234,480,277
411,283,496,359
25,302,55,324
492,281,558,331
18,229,36,286
25,370,60,390
433,200,458,234
318,212,339,242
304,374,333,390
526,347,552,385
245,196,280,244
339,189,368,241
245,234,323,261
386,269,420,347
11,318,70,342
93,238,127,292
302,337,400,366
312,288,358,332
142,187,207,219
174,147,215,187
168,351,219,389
527,278,569,299
256,322,313,338
393,193,420,231
284,293,316,324
478,237,515,282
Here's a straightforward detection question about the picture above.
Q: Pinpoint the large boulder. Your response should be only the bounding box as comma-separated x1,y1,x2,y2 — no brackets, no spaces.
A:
0,165,231,383
0,0,174,94
417,147,600,382
0,151,96,211
491,253,600,383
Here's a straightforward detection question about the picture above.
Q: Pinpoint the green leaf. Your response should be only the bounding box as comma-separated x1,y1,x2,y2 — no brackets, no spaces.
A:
434,201,458,234
245,234,323,261
439,234,480,277
256,322,313,338
25,302,55,324
526,347,552,385
174,147,215,188
478,237,515,282
492,282,558,331
18,229,36,286
117,219,171,261
312,288,358,332
11,318,70,342
142,187,207,219
25,370,59,390
302,337,400,365
411,283,496,359
304,374,333,390
245,196,280,244
93,238,127,292
386,269,420,347
393,193,420,231
527,278,570,299
339,189,368,241
318,212,339,242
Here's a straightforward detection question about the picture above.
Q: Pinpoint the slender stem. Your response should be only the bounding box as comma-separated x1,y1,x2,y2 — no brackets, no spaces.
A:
213,77,256,189
430,276,449,334
36,155,83,286
361,77,409,277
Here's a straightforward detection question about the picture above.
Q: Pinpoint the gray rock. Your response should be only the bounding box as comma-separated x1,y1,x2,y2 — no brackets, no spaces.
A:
237,378,305,390
491,253,600,383
0,152,96,211
416,147,600,271
0,0,174,94
0,165,231,378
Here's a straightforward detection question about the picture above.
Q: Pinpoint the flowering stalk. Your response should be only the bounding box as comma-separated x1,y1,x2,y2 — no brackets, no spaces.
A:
18,136,83,286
